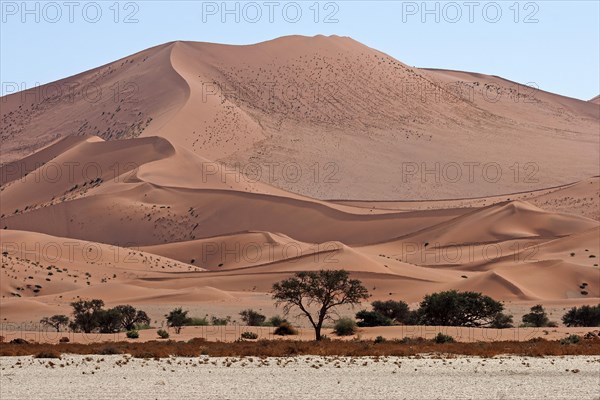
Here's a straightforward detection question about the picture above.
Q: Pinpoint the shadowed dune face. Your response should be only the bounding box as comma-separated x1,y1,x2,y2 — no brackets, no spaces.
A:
2,36,599,199
0,36,599,326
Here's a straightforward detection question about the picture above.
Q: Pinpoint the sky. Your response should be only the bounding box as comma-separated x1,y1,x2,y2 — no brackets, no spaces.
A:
1,0,599,100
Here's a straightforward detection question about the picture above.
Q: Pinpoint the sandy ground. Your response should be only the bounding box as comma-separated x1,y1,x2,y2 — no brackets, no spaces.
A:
1,355,599,400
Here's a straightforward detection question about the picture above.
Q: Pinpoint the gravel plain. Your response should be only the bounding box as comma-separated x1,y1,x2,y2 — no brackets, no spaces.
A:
1,355,599,400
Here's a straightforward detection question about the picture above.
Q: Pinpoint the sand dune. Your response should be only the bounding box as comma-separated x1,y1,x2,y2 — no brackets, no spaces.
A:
2,36,598,199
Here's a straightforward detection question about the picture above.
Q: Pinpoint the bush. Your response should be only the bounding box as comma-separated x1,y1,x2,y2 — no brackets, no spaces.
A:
126,330,139,339
70,299,104,333
397,336,425,344
34,350,61,359
210,316,231,326
562,305,600,327
273,322,297,336
239,309,266,326
355,310,393,327
490,312,514,329
96,308,123,333
560,334,581,345
433,332,455,344
417,291,505,327
68,301,150,334
186,317,209,326
40,315,70,332
241,331,258,340
522,305,550,327
166,308,192,333
334,318,357,336
59,337,70,343
268,315,287,327
371,300,410,323
374,335,386,344
157,329,169,339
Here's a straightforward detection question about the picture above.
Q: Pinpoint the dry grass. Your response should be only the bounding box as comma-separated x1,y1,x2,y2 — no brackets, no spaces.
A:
1,338,600,358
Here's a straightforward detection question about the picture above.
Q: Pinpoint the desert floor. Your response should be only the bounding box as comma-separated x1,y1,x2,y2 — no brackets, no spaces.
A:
1,355,599,400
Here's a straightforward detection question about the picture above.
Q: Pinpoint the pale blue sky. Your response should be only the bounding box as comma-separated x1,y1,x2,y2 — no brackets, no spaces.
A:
1,0,599,100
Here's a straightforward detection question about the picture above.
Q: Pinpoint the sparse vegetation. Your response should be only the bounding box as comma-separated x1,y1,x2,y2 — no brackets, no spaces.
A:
371,300,410,323
333,317,357,336
210,316,231,326
434,333,455,344
126,330,139,339
490,312,514,329
157,329,170,339
239,309,266,326
40,315,70,332
560,335,581,345
522,305,556,327
355,310,393,327
165,308,192,334
415,290,508,327
273,322,297,336
562,305,600,327
240,332,258,340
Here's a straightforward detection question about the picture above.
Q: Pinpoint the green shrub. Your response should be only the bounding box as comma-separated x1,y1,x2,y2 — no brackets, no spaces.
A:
126,330,139,339
522,305,550,327
241,331,258,340
490,312,514,329
273,322,297,336
418,291,505,327
355,310,392,327
210,316,231,326
560,334,580,345
374,335,386,344
372,300,410,323
397,336,425,344
157,329,169,339
239,309,266,326
562,305,600,327
433,332,455,344
165,308,192,334
186,317,209,326
58,337,70,343
268,315,287,327
334,317,357,336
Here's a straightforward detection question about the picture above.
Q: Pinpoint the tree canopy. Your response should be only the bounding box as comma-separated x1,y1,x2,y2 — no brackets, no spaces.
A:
272,269,369,340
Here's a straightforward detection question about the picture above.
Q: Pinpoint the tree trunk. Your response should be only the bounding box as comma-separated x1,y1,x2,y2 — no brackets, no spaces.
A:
314,319,324,341
314,326,321,341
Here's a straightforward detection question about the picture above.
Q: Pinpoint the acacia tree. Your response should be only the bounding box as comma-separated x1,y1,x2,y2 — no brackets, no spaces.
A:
165,308,192,334
40,315,70,332
522,305,550,327
417,291,505,327
272,270,369,340
70,299,105,333
112,305,151,331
